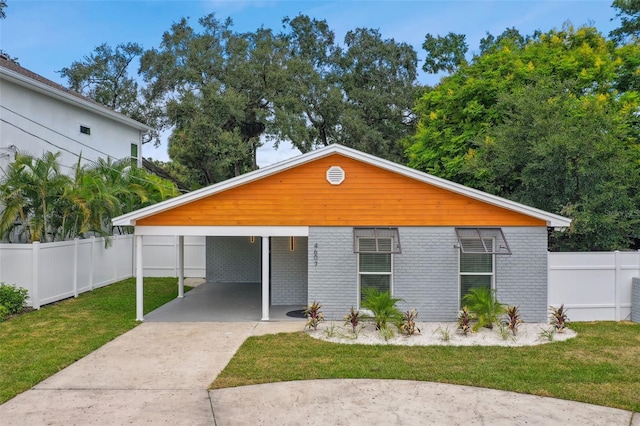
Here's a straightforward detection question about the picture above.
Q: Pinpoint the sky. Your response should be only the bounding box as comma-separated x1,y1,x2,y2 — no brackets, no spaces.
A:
0,0,622,166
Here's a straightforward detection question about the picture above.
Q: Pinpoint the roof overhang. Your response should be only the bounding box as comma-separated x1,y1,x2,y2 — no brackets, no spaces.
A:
0,67,154,132
112,144,572,229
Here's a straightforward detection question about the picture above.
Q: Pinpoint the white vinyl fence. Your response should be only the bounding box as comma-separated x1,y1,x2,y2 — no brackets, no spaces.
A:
141,236,206,278
548,251,640,321
0,235,134,308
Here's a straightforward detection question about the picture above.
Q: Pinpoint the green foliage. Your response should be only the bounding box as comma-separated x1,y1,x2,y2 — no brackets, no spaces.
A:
360,288,403,330
422,32,468,74
399,308,421,336
378,324,396,341
303,301,324,330
408,24,640,251
0,151,179,243
610,0,640,43
537,327,556,342
457,306,473,336
343,306,362,333
549,304,570,332
0,283,29,317
503,305,523,335
435,325,451,342
0,305,8,321
461,287,504,331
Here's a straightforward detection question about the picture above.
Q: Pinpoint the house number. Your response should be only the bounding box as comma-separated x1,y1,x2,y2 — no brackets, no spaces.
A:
314,243,318,266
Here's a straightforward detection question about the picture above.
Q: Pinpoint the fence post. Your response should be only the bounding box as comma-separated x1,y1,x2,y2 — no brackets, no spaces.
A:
32,242,40,310
113,235,118,283
73,238,79,298
89,236,95,290
615,250,621,321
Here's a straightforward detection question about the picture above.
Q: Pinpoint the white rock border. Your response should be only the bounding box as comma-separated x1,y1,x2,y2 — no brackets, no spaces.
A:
307,321,577,347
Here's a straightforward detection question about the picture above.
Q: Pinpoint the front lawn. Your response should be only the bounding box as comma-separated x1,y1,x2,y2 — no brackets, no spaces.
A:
0,277,186,404
211,321,640,412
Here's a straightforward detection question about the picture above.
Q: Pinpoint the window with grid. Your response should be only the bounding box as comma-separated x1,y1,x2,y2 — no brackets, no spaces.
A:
459,238,494,306
358,237,392,305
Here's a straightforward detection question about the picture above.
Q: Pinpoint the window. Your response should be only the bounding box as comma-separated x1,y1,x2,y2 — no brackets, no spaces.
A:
459,237,494,306
79,125,91,135
353,227,401,254
130,143,138,159
357,236,393,306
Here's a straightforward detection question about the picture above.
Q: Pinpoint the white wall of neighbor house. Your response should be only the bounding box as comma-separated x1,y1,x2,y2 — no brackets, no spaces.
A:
0,77,142,174
1,233,638,322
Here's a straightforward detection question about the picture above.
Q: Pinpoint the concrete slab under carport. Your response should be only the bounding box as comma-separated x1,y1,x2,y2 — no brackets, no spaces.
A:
144,280,306,322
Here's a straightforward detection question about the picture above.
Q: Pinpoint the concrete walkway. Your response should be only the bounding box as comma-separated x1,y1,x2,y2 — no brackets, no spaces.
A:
0,320,637,425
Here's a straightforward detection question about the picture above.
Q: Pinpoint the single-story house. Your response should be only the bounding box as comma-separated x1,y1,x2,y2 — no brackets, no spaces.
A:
112,144,571,322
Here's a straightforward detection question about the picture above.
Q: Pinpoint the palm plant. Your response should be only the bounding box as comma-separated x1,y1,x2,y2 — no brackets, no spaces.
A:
462,287,504,331
0,152,71,242
361,288,403,330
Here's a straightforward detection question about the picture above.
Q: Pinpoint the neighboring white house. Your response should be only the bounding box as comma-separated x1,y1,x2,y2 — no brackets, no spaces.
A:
0,55,152,174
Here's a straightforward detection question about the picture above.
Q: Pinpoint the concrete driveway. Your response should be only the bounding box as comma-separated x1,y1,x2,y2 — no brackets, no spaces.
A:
0,320,637,425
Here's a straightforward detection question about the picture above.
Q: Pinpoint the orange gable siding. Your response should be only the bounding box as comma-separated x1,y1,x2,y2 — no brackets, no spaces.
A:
137,154,545,227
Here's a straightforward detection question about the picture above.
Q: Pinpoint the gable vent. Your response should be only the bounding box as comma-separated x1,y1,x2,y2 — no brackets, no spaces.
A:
326,166,345,185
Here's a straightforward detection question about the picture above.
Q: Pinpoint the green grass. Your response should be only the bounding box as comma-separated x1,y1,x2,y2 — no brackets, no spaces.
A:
211,321,640,412
0,277,187,404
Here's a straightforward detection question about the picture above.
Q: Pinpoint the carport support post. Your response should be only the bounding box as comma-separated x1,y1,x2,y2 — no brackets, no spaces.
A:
261,236,270,321
136,234,144,321
178,236,184,298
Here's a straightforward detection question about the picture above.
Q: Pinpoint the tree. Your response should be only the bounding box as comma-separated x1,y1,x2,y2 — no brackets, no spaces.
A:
422,32,468,74
140,14,288,186
58,43,162,145
335,28,420,163
610,0,640,43
407,24,626,185
0,152,71,242
272,15,344,153
0,151,179,243
0,1,7,19
467,80,640,250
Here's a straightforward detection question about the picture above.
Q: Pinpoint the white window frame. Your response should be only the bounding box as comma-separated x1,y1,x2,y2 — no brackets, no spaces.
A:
357,236,394,311
458,237,495,309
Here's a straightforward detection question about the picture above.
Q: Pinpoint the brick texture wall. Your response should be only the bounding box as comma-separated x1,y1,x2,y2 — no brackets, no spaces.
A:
308,226,548,322
271,237,308,305
206,236,261,283
308,227,357,320
496,227,548,322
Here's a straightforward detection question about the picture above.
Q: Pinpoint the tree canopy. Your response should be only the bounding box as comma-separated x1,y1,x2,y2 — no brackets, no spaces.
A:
407,24,640,250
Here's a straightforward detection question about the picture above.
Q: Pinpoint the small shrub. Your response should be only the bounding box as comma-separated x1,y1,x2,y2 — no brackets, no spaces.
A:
549,304,570,333
503,305,523,335
378,324,395,341
497,323,516,341
462,287,504,331
435,326,451,342
399,308,421,336
343,306,363,333
303,301,324,330
0,283,29,317
324,322,337,338
538,327,556,342
0,305,9,322
457,306,473,336
361,288,403,330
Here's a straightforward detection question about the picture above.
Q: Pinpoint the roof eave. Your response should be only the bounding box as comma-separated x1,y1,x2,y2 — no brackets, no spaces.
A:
0,68,154,132
112,144,573,228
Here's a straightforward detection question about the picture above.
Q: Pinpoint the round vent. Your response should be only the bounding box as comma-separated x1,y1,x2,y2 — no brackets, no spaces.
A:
326,166,345,185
